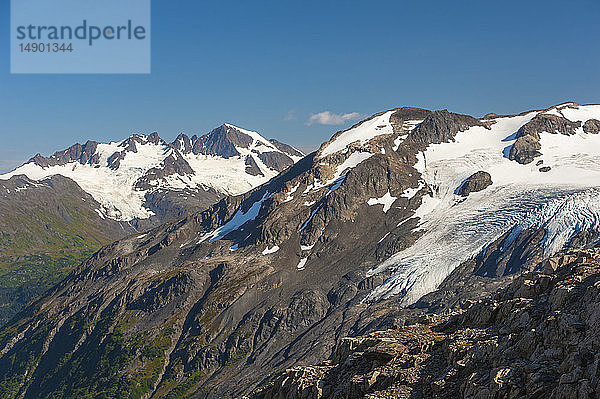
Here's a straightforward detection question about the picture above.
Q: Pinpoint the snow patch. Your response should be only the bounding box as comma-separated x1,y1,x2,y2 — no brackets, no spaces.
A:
297,258,307,270
308,151,373,194
393,136,404,151
201,191,271,242
329,176,346,192
284,183,300,203
400,182,424,199
367,191,397,213
262,245,280,255
320,111,395,157
300,204,322,231
378,232,390,243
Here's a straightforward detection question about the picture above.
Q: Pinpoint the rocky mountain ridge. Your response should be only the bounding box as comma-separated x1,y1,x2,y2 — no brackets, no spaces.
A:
0,125,302,326
1,124,303,223
1,102,600,398
252,248,600,399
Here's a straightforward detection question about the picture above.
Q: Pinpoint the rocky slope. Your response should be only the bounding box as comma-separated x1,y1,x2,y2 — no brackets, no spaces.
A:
0,103,599,398
0,174,135,324
0,126,302,326
252,248,600,399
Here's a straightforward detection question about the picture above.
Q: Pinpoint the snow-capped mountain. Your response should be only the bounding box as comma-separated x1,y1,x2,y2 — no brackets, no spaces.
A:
3,102,600,398
365,102,600,304
0,124,303,221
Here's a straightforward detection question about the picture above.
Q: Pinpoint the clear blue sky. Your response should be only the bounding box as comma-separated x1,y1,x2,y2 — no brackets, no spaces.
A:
1,0,599,173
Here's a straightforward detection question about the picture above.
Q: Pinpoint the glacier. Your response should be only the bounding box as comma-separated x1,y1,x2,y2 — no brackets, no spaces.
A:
366,103,600,304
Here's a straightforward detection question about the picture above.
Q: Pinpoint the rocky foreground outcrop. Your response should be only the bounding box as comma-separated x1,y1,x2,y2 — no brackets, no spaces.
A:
252,248,600,399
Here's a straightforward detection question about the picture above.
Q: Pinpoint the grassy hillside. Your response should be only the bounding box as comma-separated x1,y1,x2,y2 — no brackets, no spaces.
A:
0,175,133,324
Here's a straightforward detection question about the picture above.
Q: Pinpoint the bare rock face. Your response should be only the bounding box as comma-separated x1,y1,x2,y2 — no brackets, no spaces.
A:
517,114,582,139
509,134,542,164
29,140,99,167
472,227,545,277
405,109,483,147
269,138,305,158
193,124,254,158
135,151,196,190
257,151,295,172
253,248,600,399
583,119,600,134
245,155,264,176
509,114,582,165
456,171,492,196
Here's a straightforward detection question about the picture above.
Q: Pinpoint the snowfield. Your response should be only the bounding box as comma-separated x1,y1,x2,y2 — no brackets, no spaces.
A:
366,103,600,304
367,191,397,213
320,110,395,157
0,141,168,220
0,125,302,221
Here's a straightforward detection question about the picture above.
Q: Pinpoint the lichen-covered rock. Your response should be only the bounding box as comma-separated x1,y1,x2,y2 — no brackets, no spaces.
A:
253,248,600,399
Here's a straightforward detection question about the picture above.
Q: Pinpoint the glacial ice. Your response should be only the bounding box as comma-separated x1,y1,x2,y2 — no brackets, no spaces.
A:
366,104,600,305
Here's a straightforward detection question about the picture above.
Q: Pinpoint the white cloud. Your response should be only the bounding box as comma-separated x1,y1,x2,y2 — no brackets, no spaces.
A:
306,111,363,126
284,109,296,121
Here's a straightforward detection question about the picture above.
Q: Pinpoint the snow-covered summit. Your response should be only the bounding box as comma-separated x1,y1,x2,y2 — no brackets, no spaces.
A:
0,124,303,221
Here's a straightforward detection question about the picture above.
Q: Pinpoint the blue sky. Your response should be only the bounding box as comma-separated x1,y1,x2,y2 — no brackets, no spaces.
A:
1,0,599,172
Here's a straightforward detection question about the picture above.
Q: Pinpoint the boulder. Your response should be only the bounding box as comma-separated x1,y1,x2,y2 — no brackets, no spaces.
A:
457,171,492,196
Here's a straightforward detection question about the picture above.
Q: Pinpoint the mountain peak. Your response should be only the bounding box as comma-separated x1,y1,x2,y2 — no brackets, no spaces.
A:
199,124,256,157
2,123,303,221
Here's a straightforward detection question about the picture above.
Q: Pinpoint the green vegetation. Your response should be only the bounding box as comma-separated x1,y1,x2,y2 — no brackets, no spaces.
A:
0,304,179,399
161,370,207,399
0,252,94,325
0,180,122,325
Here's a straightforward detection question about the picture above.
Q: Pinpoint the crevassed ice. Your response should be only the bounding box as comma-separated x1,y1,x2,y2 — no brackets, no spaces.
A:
366,105,600,305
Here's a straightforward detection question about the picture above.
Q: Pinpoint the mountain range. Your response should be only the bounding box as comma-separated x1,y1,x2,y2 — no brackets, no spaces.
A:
1,102,600,398
3,124,303,224
0,124,303,324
